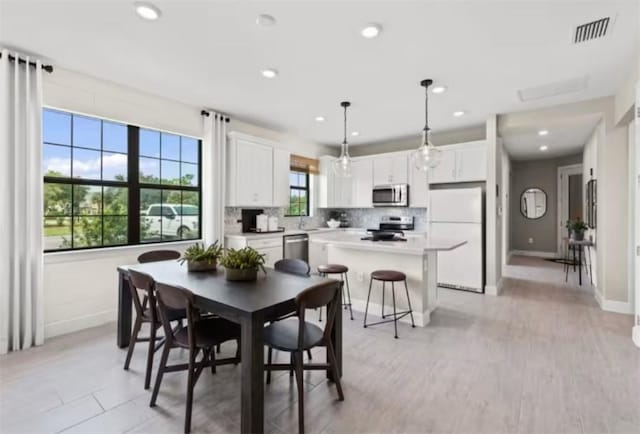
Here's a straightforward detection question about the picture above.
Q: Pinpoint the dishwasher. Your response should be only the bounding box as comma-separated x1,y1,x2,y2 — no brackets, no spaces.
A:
283,233,309,263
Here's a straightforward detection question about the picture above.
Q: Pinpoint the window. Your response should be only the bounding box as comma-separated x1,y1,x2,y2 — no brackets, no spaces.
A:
286,170,309,216
43,108,201,252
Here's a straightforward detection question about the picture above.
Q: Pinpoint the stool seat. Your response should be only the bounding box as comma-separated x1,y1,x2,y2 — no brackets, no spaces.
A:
371,270,406,282
318,264,349,274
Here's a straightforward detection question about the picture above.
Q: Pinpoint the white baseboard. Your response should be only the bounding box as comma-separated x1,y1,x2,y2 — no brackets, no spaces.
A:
350,298,429,327
45,309,116,339
594,290,634,314
510,250,558,259
485,277,503,296
633,326,640,348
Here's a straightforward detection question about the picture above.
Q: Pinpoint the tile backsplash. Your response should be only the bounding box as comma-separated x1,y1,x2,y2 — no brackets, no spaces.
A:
224,207,330,233
224,207,428,232
331,208,428,231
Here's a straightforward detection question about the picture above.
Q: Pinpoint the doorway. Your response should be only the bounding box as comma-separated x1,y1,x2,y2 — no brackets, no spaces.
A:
557,164,583,256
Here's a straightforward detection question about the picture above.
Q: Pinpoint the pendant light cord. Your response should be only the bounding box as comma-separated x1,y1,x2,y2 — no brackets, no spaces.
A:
424,83,430,134
343,103,348,146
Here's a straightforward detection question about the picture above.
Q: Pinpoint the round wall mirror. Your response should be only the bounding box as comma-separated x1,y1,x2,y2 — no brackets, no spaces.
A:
520,188,547,219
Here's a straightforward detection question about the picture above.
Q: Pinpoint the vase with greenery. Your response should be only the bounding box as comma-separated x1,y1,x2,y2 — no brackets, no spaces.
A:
219,247,266,281
566,219,588,241
179,242,223,272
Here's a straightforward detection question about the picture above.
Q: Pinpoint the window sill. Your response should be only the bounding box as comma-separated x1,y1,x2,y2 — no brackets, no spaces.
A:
44,239,202,265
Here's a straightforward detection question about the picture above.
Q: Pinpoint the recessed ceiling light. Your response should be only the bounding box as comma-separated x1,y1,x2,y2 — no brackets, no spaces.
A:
361,23,382,38
538,129,549,136
431,85,447,94
134,2,161,20
315,116,325,122
261,68,278,79
539,145,549,151
453,110,466,117
256,14,276,27
351,131,360,137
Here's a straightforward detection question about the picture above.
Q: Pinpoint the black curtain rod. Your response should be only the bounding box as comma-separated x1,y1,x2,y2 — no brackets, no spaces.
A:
0,53,53,73
201,110,230,122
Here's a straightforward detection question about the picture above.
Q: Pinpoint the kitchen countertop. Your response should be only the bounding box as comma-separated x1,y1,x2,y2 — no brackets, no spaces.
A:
309,231,466,255
224,227,367,240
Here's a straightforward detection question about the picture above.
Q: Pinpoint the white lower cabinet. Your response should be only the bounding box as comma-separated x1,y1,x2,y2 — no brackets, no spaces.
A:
308,234,328,271
224,235,283,269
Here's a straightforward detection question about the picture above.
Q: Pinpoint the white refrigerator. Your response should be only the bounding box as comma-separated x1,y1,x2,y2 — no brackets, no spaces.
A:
428,187,484,293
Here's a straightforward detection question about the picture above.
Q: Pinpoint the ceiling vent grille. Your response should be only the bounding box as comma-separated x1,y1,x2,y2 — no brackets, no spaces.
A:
574,17,610,43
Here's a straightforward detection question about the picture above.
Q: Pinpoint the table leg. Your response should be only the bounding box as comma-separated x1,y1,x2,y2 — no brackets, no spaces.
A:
578,246,583,286
117,271,132,348
327,281,343,380
240,314,264,434
587,246,593,285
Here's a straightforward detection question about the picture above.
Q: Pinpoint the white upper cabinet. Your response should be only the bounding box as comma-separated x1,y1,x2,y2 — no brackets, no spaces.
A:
318,156,373,208
428,141,487,184
227,132,279,207
373,154,408,185
454,142,487,182
351,158,373,208
409,160,429,208
272,148,291,207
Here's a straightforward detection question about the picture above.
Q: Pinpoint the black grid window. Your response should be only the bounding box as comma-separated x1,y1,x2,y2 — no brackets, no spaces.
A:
43,108,201,252
286,171,309,216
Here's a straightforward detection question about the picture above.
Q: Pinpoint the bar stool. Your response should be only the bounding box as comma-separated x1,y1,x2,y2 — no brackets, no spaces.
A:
317,264,353,321
363,270,415,338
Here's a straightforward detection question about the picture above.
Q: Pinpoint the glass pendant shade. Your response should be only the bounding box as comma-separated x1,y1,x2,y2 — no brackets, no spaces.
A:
333,101,352,178
333,146,352,177
411,131,442,171
412,78,442,172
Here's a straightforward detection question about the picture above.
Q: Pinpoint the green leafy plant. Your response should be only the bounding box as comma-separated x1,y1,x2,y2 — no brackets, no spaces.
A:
220,247,266,273
179,242,223,265
566,219,588,232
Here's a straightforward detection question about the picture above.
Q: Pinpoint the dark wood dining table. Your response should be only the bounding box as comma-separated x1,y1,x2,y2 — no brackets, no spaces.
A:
116,261,342,434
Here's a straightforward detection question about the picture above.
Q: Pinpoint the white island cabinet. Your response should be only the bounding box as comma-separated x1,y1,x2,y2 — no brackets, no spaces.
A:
309,232,465,326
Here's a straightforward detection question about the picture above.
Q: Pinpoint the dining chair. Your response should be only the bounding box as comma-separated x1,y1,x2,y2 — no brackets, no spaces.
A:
124,269,186,389
274,258,311,276
137,249,181,263
273,258,313,364
263,280,344,434
150,282,241,434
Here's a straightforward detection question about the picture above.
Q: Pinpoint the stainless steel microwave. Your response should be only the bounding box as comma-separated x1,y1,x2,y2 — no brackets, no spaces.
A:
372,184,409,207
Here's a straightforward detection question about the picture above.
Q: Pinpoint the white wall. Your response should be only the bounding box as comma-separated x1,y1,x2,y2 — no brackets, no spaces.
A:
485,115,503,295
501,149,511,267
42,67,327,338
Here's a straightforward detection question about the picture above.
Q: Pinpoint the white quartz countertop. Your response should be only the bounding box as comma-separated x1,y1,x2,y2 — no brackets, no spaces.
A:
309,231,466,255
224,227,366,241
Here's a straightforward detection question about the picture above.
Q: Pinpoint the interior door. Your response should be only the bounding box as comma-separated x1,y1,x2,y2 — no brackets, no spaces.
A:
557,164,583,254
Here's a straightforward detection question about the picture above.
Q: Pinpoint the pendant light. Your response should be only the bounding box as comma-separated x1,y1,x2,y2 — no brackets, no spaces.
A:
333,101,352,178
411,79,442,171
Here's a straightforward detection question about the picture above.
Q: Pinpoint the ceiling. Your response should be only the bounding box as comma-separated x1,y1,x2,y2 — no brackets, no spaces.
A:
1,0,637,148
499,111,602,161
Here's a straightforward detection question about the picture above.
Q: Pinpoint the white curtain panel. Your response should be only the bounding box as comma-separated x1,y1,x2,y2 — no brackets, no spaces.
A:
202,111,227,246
0,49,45,354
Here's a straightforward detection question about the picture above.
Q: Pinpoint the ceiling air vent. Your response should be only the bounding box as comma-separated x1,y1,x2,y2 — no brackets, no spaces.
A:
574,17,610,43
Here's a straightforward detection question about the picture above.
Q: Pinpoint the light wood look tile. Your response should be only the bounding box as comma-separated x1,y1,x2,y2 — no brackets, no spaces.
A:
0,256,637,433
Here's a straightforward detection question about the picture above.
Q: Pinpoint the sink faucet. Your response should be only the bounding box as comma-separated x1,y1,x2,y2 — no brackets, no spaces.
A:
298,215,306,230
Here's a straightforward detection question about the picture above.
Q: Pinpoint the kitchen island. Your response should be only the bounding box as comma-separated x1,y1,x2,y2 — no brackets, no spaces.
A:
309,231,466,326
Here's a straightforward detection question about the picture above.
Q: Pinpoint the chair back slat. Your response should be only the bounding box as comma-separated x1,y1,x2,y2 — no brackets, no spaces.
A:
274,259,310,277
137,249,181,264
128,269,156,319
155,282,197,348
295,280,340,350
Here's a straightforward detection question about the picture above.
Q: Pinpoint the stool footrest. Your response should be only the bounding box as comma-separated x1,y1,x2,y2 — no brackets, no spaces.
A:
364,310,412,328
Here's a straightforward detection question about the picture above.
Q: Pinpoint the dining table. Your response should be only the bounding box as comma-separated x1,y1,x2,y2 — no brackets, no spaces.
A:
116,260,342,434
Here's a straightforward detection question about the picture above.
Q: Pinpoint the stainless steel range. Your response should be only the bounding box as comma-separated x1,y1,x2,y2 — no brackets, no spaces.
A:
362,216,415,241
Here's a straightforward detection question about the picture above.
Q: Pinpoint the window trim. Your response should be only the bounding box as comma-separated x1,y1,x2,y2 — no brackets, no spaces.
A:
43,110,202,253
285,170,310,217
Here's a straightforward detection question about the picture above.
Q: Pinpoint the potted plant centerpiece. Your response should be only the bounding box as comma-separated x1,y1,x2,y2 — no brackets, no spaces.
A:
219,247,266,281
179,242,223,272
566,219,588,241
